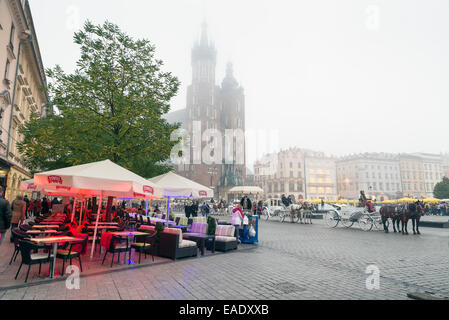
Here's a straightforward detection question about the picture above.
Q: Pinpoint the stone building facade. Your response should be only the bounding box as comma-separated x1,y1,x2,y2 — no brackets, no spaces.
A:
0,0,47,200
304,151,337,200
398,154,426,198
335,153,403,201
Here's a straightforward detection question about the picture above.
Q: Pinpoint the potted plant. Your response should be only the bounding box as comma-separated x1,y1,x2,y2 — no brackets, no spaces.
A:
207,216,216,236
153,222,165,255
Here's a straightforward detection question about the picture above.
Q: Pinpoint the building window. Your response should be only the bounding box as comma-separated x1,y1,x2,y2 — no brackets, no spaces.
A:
9,23,15,52
4,59,10,80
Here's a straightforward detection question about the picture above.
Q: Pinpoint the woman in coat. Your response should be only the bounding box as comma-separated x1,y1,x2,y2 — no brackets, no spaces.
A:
10,195,26,242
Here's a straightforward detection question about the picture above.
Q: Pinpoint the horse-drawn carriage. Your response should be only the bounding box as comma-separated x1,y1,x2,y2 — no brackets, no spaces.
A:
262,198,287,221
263,199,314,224
325,206,387,231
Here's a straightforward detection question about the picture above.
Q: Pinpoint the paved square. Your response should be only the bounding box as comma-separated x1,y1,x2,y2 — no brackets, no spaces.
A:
1,217,448,300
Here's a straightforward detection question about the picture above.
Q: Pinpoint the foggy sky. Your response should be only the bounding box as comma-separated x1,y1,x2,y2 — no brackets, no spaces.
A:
29,0,449,166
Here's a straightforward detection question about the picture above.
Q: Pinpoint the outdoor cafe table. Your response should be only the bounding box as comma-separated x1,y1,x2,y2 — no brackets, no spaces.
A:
87,226,120,230
27,230,58,237
150,218,176,226
109,231,150,264
32,225,61,229
29,236,82,279
182,234,216,256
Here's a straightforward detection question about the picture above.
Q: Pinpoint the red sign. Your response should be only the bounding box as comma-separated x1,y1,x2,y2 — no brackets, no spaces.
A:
143,186,154,194
56,186,71,191
133,192,146,198
27,184,37,190
199,190,208,197
47,175,63,184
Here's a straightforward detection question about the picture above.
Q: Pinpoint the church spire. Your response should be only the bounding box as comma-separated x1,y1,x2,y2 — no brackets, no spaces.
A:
200,21,208,46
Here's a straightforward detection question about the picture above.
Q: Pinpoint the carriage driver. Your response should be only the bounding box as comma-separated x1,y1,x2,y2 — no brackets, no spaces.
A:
359,190,374,213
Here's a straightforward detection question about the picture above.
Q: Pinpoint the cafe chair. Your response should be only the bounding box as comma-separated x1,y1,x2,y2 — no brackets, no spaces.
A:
15,240,53,283
131,233,156,264
101,235,130,268
10,228,31,265
56,236,88,274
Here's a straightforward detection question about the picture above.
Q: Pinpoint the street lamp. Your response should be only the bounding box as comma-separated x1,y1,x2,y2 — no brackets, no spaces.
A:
6,30,33,159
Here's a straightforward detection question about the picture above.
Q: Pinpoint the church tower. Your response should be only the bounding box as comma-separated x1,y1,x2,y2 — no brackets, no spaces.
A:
175,23,247,199
220,63,246,188
184,22,222,189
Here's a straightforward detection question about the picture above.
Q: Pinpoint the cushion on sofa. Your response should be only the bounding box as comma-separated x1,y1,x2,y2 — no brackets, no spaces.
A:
164,228,183,247
215,236,237,243
139,225,156,233
189,223,207,234
215,225,235,238
193,217,207,224
179,239,197,248
178,217,188,226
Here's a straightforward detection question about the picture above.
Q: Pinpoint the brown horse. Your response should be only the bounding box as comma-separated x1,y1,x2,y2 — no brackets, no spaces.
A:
380,205,402,233
381,203,423,235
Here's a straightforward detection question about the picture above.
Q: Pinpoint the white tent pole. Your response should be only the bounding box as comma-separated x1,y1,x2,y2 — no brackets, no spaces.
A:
79,197,84,225
166,197,170,227
90,193,103,259
71,196,77,223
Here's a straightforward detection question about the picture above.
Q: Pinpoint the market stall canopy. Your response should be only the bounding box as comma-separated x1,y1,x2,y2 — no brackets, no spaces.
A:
228,186,264,195
20,179,77,197
33,159,163,199
149,171,213,198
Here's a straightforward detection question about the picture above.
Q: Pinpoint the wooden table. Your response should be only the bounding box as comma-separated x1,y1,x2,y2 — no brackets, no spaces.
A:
32,225,60,229
183,234,216,256
30,236,82,278
87,226,120,230
27,230,58,237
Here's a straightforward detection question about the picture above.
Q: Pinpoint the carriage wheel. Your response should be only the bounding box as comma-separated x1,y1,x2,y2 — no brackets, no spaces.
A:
325,211,339,228
359,217,374,231
341,217,354,228
373,217,388,231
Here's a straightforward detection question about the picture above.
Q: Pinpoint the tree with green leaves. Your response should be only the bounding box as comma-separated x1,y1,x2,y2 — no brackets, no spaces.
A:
18,20,180,178
434,177,449,199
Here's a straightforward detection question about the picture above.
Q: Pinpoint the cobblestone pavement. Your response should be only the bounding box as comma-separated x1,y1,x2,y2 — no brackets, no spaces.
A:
1,217,448,300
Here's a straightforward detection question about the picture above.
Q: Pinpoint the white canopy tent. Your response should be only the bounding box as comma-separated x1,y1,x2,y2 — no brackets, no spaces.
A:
33,160,163,257
149,171,214,225
228,186,264,196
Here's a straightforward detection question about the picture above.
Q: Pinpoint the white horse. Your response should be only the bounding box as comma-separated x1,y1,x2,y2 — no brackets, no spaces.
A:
288,203,313,224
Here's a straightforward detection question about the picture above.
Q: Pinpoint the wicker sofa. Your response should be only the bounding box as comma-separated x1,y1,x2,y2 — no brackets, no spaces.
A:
206,225,238,252
139,225,197,261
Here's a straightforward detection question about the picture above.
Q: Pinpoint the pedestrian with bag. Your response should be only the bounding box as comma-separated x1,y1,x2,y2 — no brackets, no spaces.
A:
0,187,11,245
10,194,26,242
232,205,244,244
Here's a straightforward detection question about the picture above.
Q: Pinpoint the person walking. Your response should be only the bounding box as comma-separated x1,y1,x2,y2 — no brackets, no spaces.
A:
28,199,34,219
240,196,252,214
51,197,59,208
192,201,199,218
232,205,244,244
34,198,42,217
184,202,191,219
0,187,11,245
41,197,50,215
201,202,210,217
10,195,26,243
23,195,30,218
